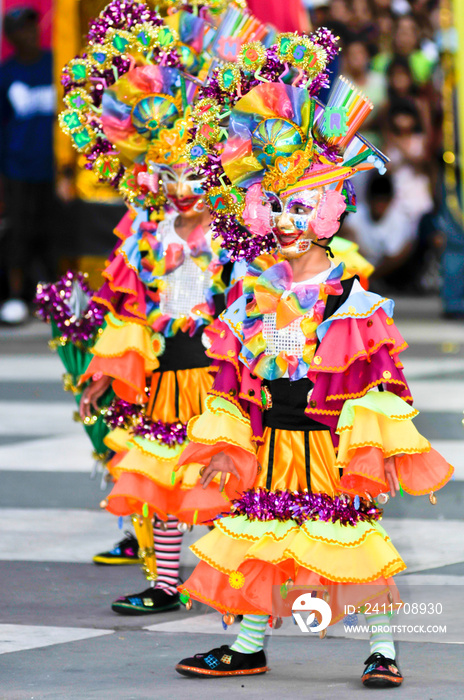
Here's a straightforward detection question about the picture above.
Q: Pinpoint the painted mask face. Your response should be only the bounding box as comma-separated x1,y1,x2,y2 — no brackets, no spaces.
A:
157,163,205,217
266,188,322,259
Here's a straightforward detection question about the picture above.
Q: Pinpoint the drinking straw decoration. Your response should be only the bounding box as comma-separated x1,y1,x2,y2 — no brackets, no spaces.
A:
313,75,373,150
209,2,277,62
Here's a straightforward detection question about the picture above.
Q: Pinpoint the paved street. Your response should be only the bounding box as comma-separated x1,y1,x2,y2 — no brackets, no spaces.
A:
1,297,464,700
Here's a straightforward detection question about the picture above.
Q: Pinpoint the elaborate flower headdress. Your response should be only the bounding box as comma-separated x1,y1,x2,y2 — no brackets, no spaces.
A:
185,31,388,260
58,0,231,211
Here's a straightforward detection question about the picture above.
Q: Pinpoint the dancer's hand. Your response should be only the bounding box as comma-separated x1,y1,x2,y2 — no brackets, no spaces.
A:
384,456,400,497
200,452,240,491
79,375,111,421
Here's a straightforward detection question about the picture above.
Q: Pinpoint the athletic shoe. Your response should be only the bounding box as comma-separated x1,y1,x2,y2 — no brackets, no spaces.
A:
176,644,268,678
111,587,180,615
92,532,141,565
362,652,403,688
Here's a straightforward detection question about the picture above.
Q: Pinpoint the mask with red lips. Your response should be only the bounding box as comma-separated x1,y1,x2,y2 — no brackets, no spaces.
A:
158,163,206,217
267,188,346,259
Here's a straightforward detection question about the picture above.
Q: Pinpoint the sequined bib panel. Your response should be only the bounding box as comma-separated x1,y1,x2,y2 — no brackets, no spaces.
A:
262,313,310,357
159,255,212,319
157,216,212,319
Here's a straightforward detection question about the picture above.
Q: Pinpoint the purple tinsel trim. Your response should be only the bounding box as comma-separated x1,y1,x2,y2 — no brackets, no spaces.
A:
227,488,382,527
103,398,187,447
211,215,275,262
132,418,187,447
103,398,140,430
35,271,105,344
87,0,162,45
313,27,340,63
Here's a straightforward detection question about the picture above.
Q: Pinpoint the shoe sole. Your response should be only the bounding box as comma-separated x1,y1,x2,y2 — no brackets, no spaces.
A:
362,674,403,688
93,556,142,565
175,664,268,678
111,601,181,616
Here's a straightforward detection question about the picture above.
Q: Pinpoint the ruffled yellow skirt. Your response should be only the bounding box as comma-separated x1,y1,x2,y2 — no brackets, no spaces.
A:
181,426,405,624
106,367,231,522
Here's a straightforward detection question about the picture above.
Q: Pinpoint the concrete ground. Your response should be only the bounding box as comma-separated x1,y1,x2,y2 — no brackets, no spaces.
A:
1,296,464,700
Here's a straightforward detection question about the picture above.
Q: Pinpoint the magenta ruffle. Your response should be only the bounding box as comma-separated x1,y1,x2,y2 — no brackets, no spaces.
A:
94,253,149,322
303,309,412,443
207,322,264,442
306,347,412,445
313,309,407,372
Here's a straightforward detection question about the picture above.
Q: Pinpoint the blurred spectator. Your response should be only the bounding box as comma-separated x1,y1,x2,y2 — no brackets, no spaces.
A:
346,0,379,50
371,0,411,14
409,0,436,42
372,14,438,85
344,172,416,283
382,56,433,141
326,0,352,41
375,10,394,54
342,40,387,145
0,7,56,324
384,98,434,226
316,0,446,297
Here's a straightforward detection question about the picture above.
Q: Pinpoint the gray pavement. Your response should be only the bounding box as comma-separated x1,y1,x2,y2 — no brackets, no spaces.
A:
2,634,464,700
1,302,464,699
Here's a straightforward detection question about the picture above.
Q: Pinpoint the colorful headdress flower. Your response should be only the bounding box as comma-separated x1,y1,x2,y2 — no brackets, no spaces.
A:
58,1,228,211
185,29,388,260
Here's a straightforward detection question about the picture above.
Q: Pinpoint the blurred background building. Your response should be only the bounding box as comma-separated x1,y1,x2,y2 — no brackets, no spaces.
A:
1,0,464,319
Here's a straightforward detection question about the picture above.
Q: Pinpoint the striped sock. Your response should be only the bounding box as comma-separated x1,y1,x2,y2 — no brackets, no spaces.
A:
153,515,183,595
365,612,396,659
230,614,269,654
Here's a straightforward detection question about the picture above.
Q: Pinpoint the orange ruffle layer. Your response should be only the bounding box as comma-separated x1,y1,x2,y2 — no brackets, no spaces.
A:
340,445,454,497
106,471,230,524
181,561,403,624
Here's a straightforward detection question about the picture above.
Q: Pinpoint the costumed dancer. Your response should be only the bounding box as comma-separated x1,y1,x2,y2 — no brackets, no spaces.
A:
163,32,454,687
61,1,275,613
37,0,209,567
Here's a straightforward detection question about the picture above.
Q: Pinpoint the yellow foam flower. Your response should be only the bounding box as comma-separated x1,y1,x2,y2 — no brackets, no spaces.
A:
228,570,245,589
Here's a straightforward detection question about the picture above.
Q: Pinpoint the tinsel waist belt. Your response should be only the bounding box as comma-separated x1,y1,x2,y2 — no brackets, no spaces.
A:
263,378,329,432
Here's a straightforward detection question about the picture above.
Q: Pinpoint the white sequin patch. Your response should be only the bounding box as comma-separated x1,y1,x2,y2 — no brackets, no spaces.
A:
159,255,211,319
156,216,213,319
262,314,309,357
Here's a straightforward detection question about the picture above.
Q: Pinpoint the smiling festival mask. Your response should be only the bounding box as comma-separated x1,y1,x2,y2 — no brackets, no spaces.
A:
266,187,347,258
186,60,388,261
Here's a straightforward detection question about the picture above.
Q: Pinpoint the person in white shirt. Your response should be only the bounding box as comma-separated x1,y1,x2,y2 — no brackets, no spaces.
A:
344,172,416,281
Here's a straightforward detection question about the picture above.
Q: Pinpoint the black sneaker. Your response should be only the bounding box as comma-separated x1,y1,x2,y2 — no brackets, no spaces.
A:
93,532,141,565
176,644,268,678
111,587,180,615
362,652,404,688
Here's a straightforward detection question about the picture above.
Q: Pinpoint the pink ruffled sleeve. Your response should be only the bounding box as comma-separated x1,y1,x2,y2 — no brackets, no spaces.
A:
306,308,412,444
178,322,264,496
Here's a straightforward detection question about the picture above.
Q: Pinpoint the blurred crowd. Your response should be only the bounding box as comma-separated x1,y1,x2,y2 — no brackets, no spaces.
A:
309,0,446,296
0,0,458,323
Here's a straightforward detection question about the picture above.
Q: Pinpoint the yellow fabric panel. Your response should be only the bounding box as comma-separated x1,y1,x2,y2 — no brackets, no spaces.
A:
53,0,79,172
75,164,123,203
147,367,213,424
104,427,131,454
112,432,224,490
255,429,340,496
